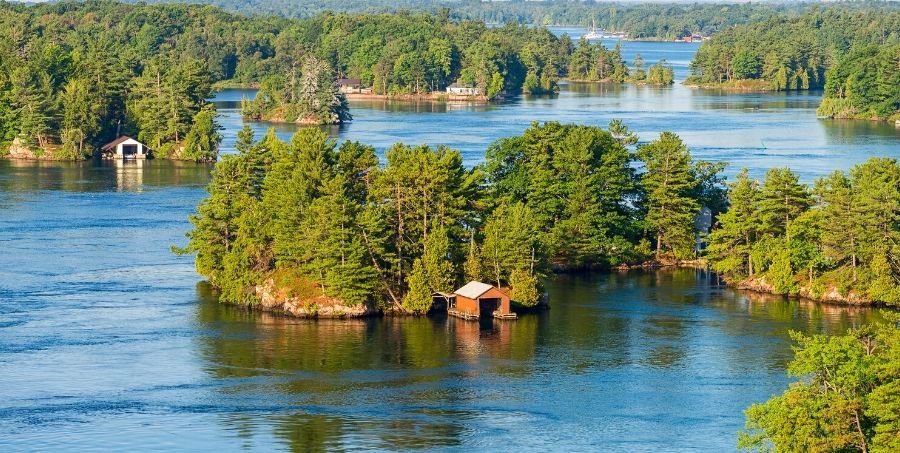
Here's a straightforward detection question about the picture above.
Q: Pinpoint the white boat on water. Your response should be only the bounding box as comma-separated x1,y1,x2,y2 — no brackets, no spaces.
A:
583,20,625,40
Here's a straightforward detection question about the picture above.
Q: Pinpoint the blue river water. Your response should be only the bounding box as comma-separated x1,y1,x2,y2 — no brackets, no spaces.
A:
0,37,897,452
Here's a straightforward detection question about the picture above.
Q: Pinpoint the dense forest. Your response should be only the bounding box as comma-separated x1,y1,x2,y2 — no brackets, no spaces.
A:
687,7,900,120
0,1,238,160
707,158,900,306
125,0,834,40
232,11,570,99
0,1,592,158
180,121,725,313
739,316,900,452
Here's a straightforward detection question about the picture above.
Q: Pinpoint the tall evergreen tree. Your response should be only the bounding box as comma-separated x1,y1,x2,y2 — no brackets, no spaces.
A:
481,202,541,287
815,170,861,279
707,169,760,277
182,105,222,162
637,132,700,259
850,158,900,293
463,232,484,282
757,167,811,241
179,155,255,285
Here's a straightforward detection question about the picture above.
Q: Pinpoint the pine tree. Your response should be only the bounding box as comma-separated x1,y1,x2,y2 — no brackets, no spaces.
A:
263,128,336,266
336,140,378,203
481,202,540,287
421,223,455,294
128,64,167,149
608,119,638,145
463,232,483,282
631,53,646,81
637,132,700,259
851,159,900,261
9,67,55,150
815,170,860,279
179,155,255,283
403,259,433,313
182,104,222,162
786,209,827,287
552,126,607,267
739,320,900,452
61,77,102,157
851,158,900,294
509,267,540,307
357,204,403,310
757,167,811,240
768,248,796,295
372,143,477,288
707,169,760,277
867,247,900,305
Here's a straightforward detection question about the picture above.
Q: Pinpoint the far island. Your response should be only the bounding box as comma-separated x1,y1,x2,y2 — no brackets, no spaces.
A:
686,7,899,121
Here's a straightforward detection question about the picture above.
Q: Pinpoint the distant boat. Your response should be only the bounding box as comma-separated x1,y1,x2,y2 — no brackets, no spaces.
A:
583,20,625,40
583,20,603,40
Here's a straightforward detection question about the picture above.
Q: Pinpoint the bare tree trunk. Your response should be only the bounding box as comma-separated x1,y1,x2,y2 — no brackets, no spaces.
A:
854,410,868,453
360,229,404,312
396,184,403,285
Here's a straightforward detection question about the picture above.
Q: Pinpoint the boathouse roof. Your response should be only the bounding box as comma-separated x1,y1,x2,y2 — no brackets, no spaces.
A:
101,136,142,151
454,281,501,299
448,82,476,89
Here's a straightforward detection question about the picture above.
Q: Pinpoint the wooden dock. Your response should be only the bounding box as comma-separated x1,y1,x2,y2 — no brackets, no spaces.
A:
448,309,479,320
448,309,517,321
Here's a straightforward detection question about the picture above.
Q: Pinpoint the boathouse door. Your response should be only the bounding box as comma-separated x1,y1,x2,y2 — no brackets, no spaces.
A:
478,298,500,318
122,144,138,158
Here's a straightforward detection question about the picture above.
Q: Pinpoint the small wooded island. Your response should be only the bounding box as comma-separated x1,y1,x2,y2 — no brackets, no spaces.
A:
179,121,710,317
180,120,900,318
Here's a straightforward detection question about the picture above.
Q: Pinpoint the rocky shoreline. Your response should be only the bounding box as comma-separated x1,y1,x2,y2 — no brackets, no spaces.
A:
619,259,883,307
246,276,552,319
734,276,877,306
254,278,378,319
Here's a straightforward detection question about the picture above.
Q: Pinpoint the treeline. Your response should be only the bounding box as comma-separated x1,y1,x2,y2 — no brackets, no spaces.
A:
125,0,827,40
181,122,725,312
707,159,900,306
688,7,899,119
245,11,569,98
1,1,691,160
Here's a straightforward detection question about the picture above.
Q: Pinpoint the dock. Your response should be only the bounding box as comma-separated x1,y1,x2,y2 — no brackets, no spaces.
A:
448,308,517,320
